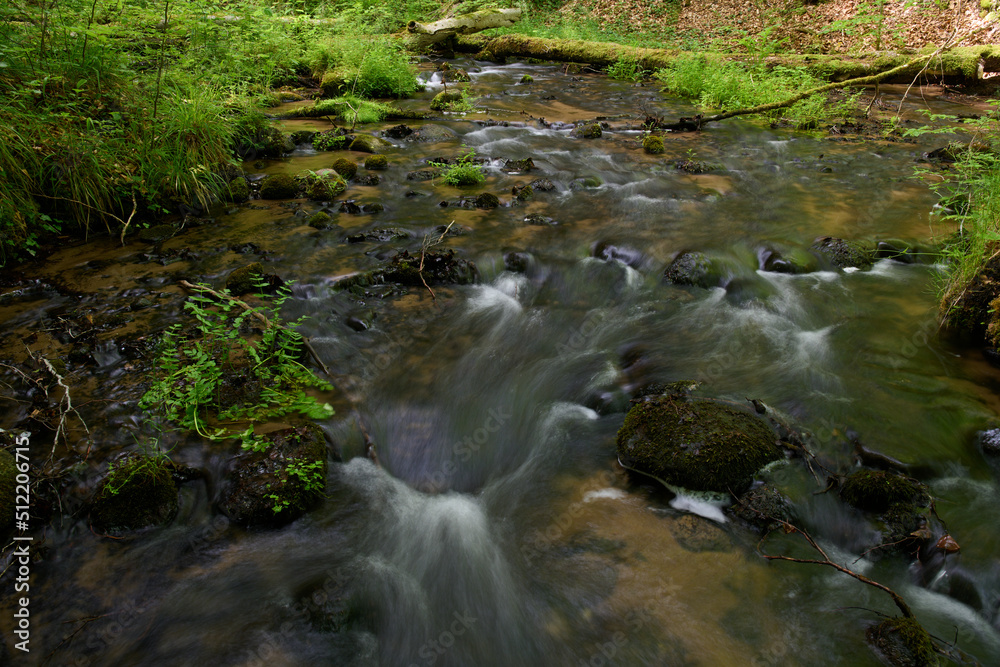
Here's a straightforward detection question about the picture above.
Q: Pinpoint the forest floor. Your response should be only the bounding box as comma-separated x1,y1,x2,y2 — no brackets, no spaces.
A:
558,0,1000,52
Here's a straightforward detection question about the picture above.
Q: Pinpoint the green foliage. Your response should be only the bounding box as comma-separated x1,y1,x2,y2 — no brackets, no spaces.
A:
310,34,418,98
431,151,486,186
312,95,396,124
818,0,902,51
266,456,326,513
607,55,646,82
139,281,334,447
655,56,856,129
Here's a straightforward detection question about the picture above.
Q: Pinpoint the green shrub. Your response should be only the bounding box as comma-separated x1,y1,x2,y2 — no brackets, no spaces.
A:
310,34,418,99
431,151,486,186
607,55,646,82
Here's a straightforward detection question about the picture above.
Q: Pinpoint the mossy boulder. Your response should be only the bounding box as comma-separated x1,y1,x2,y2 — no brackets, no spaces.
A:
307,211,334,229
258,126,295,158
519,74,534,83
866,617,938,667
332,158,358,180
430,89,465,111
302,171,347,201
513,184,534,201
616,395,783,493
365,154,389,170
220,423,328,527
349,134,391,153
840,470,929,513
90,454,178,532
642,134,665,154
225,262,276,296
259,173,300,200
313,130,351,151
336,250,479,291
663,251,723,288
575,123,603,139
728,483,792,532
811,236,876,270
227,177,250,203
0,448,15,529
474,192,500,209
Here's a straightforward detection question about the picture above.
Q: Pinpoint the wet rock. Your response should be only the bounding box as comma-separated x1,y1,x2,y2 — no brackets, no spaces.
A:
436,223,472,237
257,126,294,158
616,395,783,493
349,134,390,153
346,227,409,243
503,158,535,172
227,178,250,203
874,239,936,264
811,236,875,270
530,178,556,191
339,201,362,215
0,448,14,529
573,123,603,139
642,135,665,154
759,247,817,274
138,224,177,243
524,214,557,226
406,169,439,181
942,241,1000,340
866,617,937,667
290,130,316,145
90,454,178,532
313,129,351,151
332,158,358,180
663,251,719,287
978,428,1000,461
504,251,532,273
593,240,645,269
382,124,413,139
519,74,533,83
307,211,334,229
225,262,283,296
440,65,471,83
336,250,478,290
474,192,500,209
674,159,717,174
512,183,534,201
728,483,792,532
259,174,300,200
669,514,733,552
571,175,604,189
839,470,929,513
303,172,347,201
362,203,384,213
365,154,389,170
430,90,465,111
354,174,381,186
220,423,328,527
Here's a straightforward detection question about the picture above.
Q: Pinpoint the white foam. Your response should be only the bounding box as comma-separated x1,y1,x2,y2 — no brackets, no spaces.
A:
669,493,728,523
583,488,628,503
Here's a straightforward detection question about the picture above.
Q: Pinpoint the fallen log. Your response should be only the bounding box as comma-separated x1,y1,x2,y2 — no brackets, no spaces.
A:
403,8,521,51
456,33,1000,84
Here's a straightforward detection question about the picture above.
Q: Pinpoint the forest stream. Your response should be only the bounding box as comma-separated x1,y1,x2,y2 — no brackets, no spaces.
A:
3,59,1000,666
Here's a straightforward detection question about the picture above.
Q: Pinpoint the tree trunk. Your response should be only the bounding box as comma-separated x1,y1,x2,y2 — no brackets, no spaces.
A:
403,8,521,51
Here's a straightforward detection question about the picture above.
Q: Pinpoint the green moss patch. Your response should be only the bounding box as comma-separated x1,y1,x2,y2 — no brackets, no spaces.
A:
259,173,300,200
840,470,929,513
616,396,782,493
866,617,938,667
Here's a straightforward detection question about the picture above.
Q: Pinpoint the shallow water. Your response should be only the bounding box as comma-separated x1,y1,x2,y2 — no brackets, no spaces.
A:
2,61,1000,666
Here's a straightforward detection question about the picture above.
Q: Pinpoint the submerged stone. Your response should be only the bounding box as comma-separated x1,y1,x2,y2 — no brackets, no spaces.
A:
663,251,718,287
90,454,178,532
616,395,783,493
811,236,875,270
474,192,500,209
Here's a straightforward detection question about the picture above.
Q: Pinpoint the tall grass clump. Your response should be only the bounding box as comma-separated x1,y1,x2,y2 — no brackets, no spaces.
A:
309,34,419,98
655,56,856,128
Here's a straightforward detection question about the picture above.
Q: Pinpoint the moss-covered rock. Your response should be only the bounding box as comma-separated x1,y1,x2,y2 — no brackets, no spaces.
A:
474,192,500,209
575,123,603,139
840,470,929,513
430,89,466,111
866,617,938,667
301,171,347,201
616,395,783,493
220,423,328,527
942,240,1000,340
227,177,250,203
663,251,722,287
811,236,875,270
519,74,534,83
90,454,178,532
642,134,665,154
349,134,391,153
336,249,479,291
313,129,351,151
225,262,264,295
728,483,792,531
0,448,15,529
259,173,300,200
258,126,295,158
307,211,334,229
332,158,358,180
513,184,534,201
365,154,389,170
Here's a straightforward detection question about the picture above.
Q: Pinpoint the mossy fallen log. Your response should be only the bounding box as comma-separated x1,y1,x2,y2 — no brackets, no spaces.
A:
457,34,1000,83
404,8,521,51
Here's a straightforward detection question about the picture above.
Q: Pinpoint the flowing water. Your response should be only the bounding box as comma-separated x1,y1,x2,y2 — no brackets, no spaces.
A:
3,61,1000,666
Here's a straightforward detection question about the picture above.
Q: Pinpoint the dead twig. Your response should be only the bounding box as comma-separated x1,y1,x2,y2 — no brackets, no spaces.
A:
416,220,455,301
